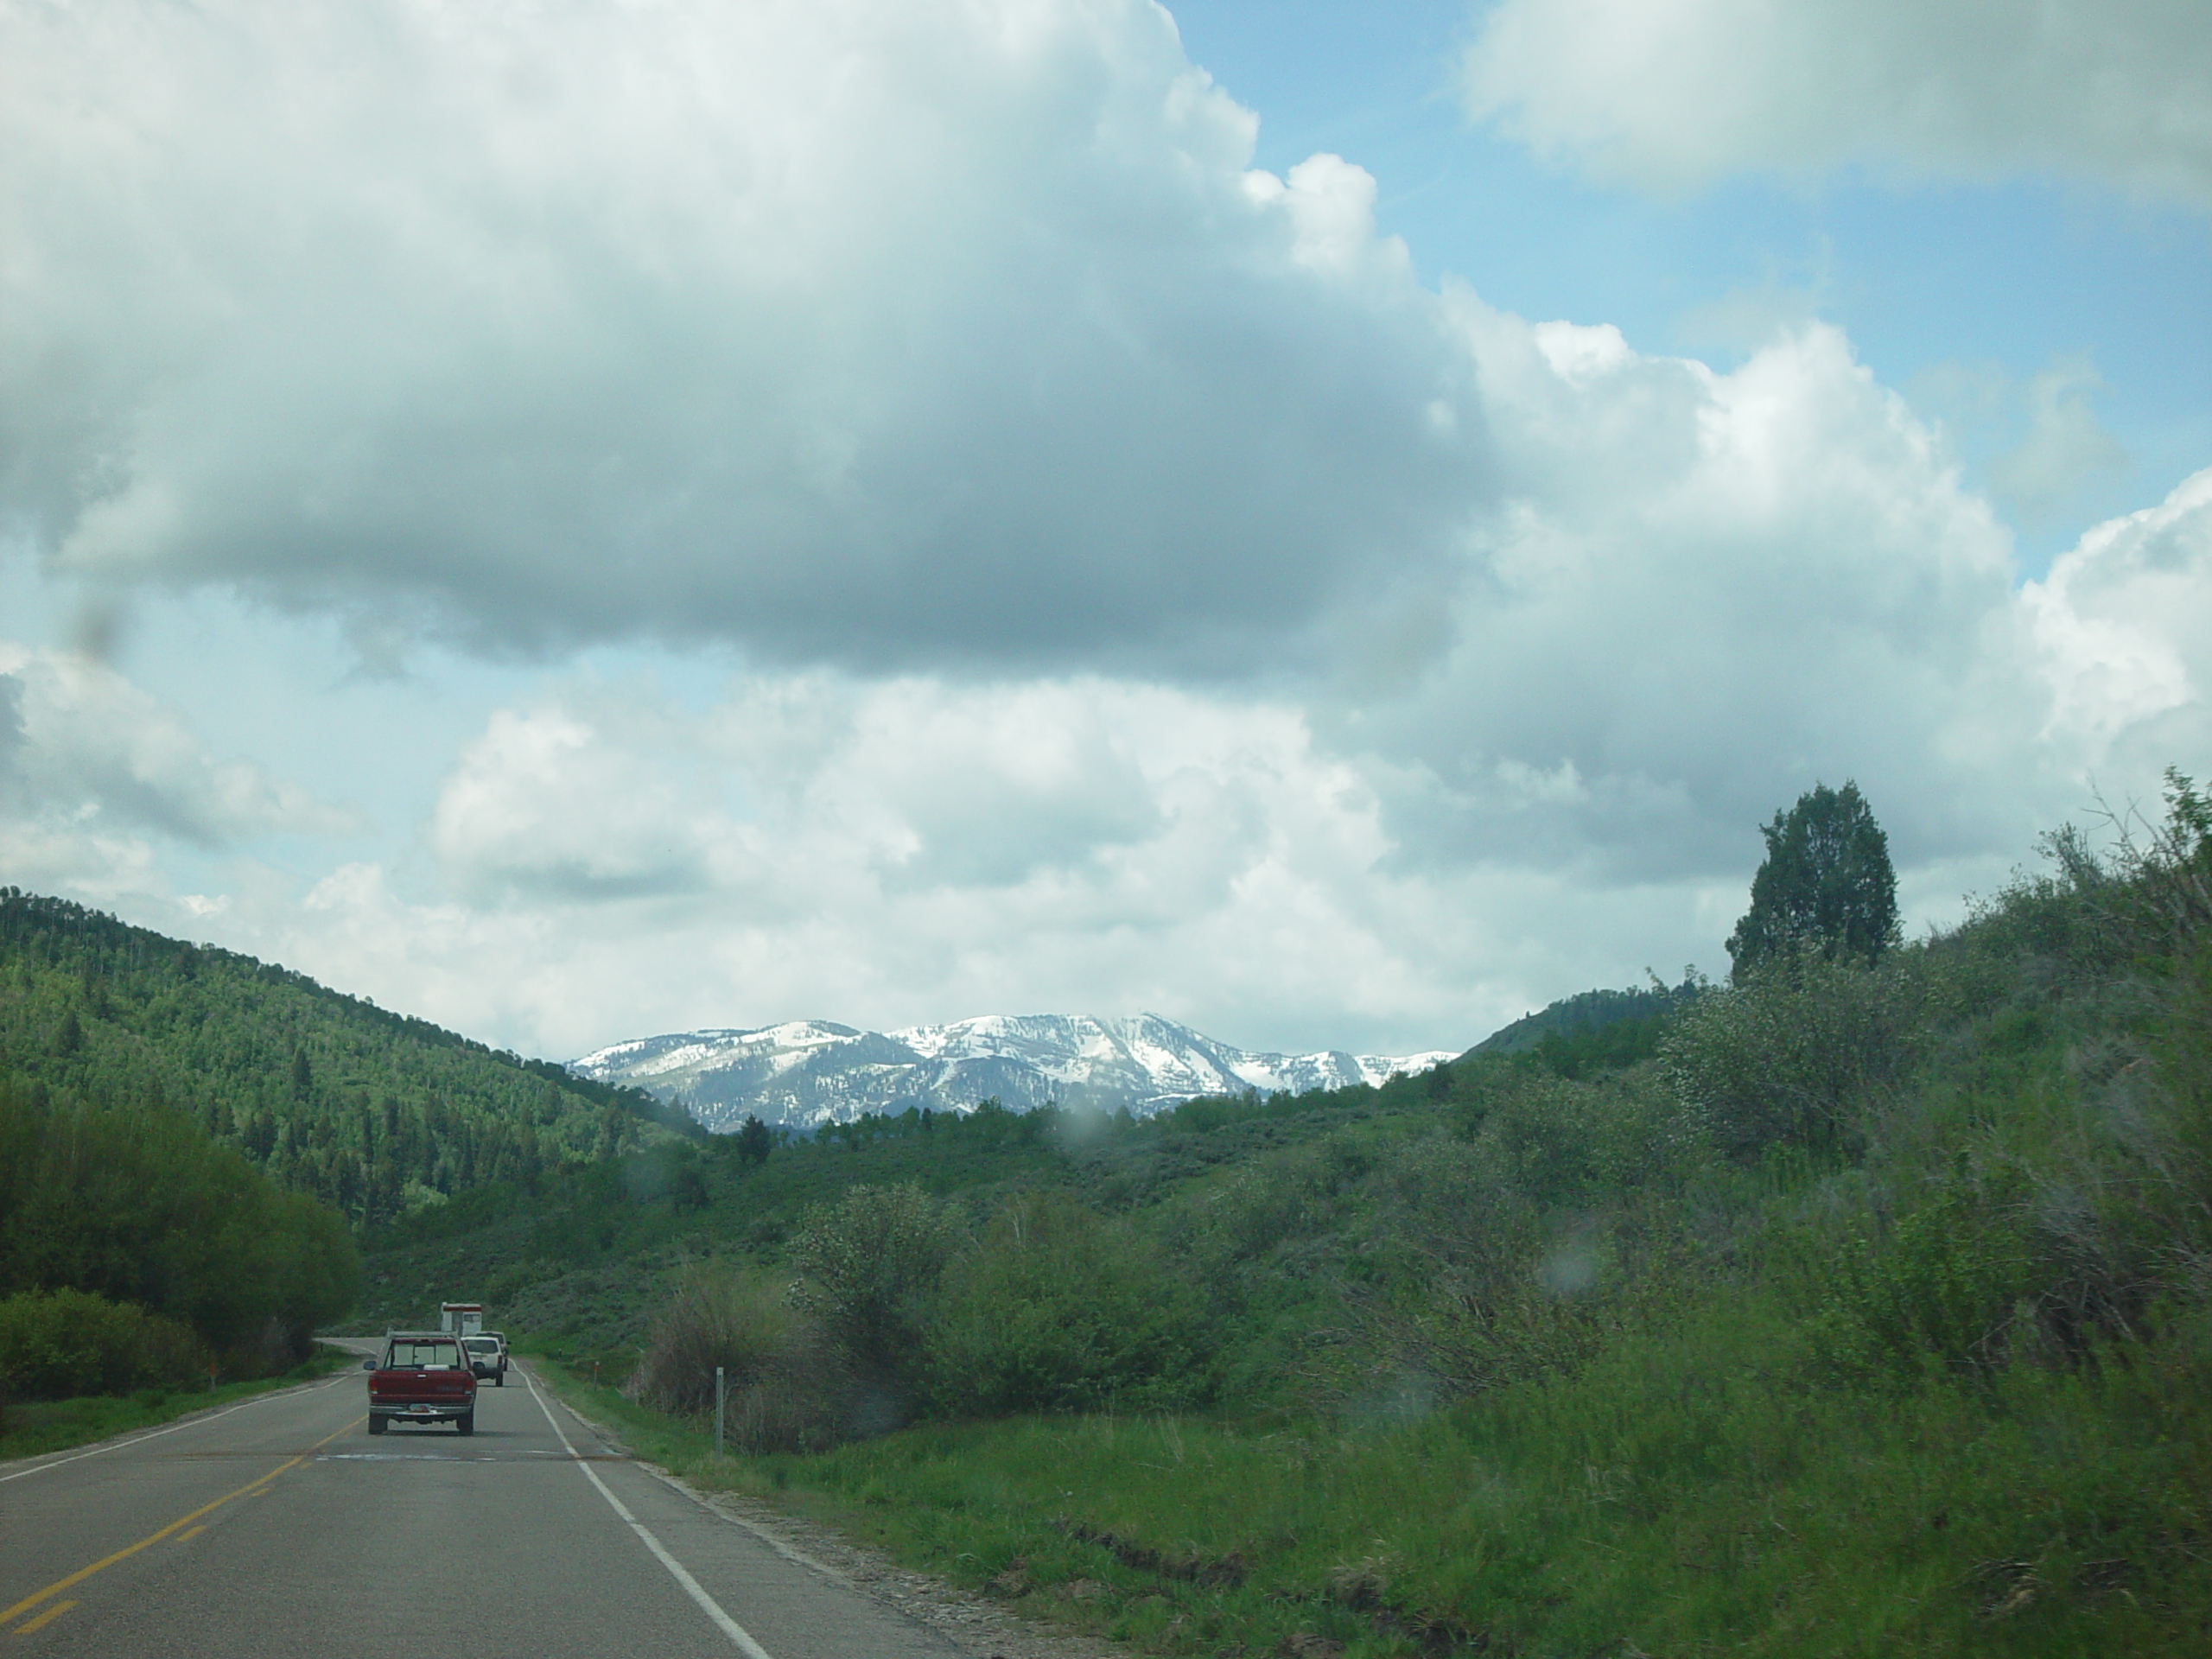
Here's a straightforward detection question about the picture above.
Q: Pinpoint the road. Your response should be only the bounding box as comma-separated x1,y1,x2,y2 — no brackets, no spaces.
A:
0,1351,976,1658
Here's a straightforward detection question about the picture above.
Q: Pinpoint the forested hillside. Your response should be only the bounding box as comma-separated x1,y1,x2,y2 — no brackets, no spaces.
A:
1467,974,1704,1069
366,776,2212,1654
353,1082,1429,1340
0,1077,358,1388
0,889,691,1230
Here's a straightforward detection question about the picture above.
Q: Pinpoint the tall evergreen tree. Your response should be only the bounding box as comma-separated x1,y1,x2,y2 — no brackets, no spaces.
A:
1726,781,1900,983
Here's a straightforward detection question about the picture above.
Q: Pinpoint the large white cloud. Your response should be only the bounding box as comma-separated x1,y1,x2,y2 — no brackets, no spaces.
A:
1460,0,2212,207
1344,308,2062,880
2024,465,2212,769
4,0,2208,1060
192,673,1579,1057
2,0,1477,671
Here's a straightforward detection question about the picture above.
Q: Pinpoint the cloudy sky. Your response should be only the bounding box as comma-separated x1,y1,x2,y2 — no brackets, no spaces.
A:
3,0,2208,1063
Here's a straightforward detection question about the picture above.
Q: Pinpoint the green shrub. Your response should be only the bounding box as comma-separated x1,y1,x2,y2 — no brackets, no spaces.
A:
786,1183,957,1390
630,1264,852,1452
1188,1147,1334,1265
1351,1135,1652,1397
1465,1067,1699,1208
0,1287,210,1401
924,1192,1211,1414
1662,950,1937,1158
1318,1077,1712,1405
2148,949,2212,1287
1801,1166,2044,1382
2107,768,2212,961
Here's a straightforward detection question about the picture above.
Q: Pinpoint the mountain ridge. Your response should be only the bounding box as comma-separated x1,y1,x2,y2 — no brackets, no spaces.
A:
570,1011,1455,1131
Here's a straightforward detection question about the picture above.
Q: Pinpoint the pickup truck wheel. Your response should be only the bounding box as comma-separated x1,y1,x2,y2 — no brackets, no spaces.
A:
367,1415,386,1435
456,1411,475,1436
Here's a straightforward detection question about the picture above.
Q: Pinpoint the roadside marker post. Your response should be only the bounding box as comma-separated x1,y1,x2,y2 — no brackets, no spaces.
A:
715,1366,726,1458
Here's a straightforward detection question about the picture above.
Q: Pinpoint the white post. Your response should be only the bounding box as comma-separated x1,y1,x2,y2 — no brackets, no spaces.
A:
715,1365,726,1458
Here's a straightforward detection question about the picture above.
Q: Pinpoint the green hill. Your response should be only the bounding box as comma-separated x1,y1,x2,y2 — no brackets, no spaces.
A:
0,888,694,1230
1467,974,1704,1071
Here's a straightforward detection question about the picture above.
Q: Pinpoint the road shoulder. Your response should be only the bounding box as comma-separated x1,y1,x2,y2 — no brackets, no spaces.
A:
531,1369,1133,1659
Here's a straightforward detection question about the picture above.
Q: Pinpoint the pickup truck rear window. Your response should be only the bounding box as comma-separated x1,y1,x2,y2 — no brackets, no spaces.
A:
385,1340,464,1368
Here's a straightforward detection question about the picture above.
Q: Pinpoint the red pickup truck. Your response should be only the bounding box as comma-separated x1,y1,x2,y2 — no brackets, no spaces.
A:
364,1332,479,1435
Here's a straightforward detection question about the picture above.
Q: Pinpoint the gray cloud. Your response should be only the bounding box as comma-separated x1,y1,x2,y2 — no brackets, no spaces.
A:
3,1,1484,675
0,673,23,783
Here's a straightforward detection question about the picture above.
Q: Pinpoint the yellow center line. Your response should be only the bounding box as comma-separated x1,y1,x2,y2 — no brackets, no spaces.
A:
0,1417,361,1630
12,1602,76,1637
173,1528,206,1544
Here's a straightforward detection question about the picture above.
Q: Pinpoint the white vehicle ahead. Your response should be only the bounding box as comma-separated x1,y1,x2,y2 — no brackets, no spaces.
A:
463,1333,508,1386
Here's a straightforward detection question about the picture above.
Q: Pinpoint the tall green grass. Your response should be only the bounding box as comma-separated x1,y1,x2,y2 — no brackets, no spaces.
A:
537,1274,2208,1656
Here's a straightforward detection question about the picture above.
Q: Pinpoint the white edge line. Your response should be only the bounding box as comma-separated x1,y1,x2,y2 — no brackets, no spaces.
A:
637,1465,849,1584
523,1366,776,1659
0,1365,362,1485
528,1387,861,1586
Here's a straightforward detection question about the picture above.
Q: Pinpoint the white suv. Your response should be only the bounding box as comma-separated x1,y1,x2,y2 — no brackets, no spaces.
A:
464,1332,508,1386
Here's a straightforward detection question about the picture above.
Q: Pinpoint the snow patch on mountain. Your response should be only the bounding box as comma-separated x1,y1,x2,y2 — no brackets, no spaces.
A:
570,1012,1455,1133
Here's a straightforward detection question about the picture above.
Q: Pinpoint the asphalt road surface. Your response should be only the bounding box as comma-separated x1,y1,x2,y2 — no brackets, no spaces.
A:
0,1350,976,1658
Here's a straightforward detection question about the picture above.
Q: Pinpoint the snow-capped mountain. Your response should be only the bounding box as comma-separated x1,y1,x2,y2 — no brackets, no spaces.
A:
570,1013,1455,1133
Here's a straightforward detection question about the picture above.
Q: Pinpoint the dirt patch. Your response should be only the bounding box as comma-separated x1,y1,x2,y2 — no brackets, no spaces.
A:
1049,1516,1249,1587
1050,1516,1499,1655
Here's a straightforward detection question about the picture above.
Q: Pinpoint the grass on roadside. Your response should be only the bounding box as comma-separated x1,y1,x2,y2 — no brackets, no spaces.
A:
0,1344,357,1465
526,1300,2212,1659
